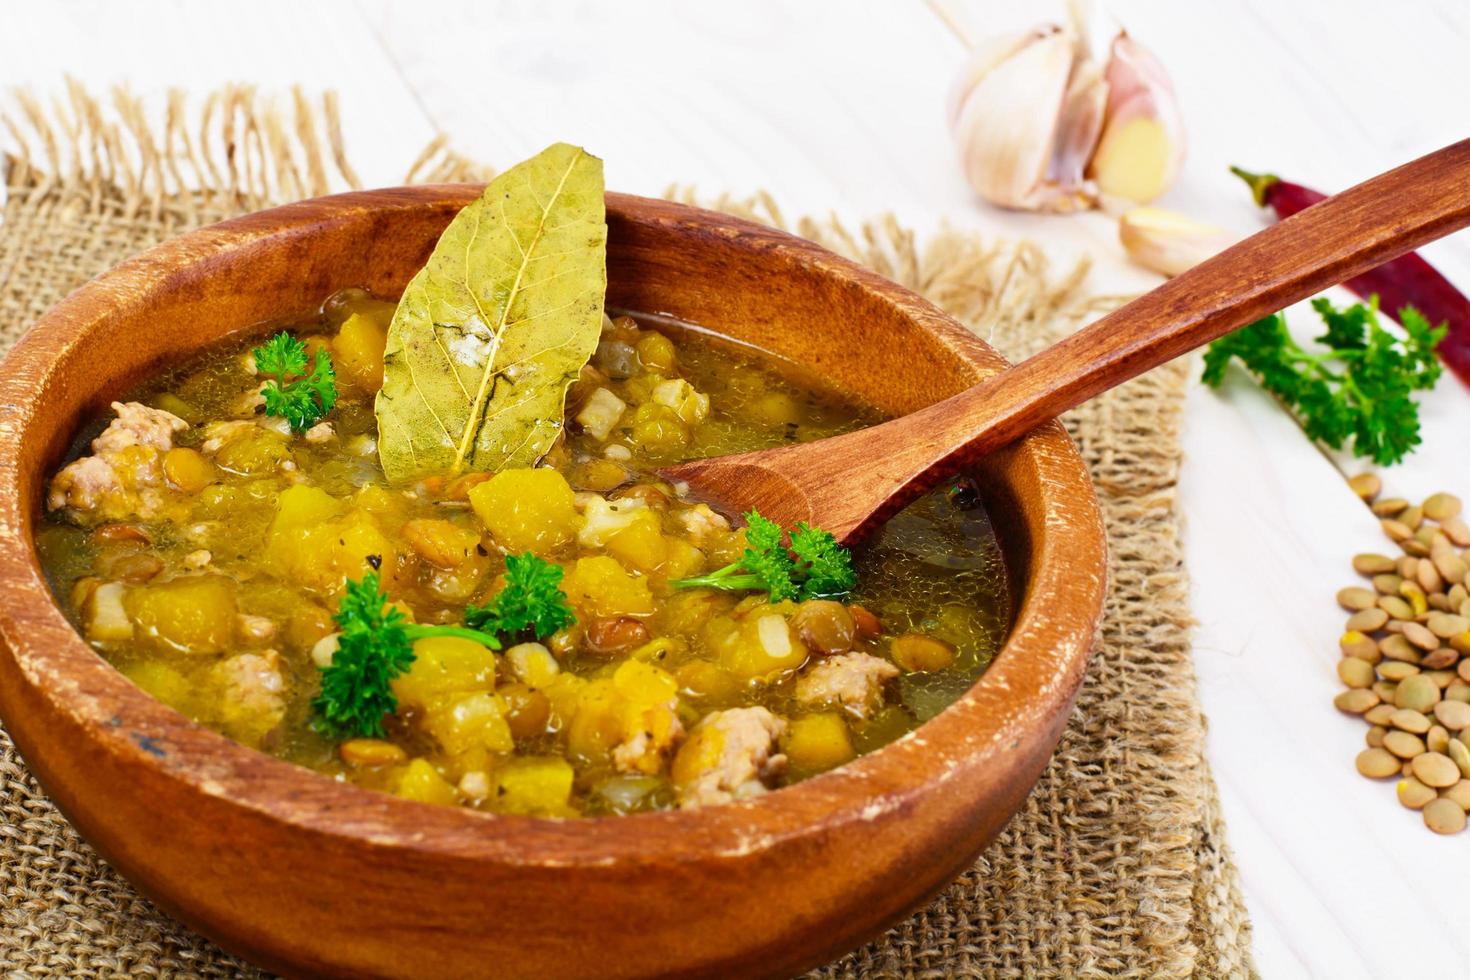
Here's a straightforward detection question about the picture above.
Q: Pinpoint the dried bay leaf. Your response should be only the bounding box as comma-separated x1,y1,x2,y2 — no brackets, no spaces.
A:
375,143,606,482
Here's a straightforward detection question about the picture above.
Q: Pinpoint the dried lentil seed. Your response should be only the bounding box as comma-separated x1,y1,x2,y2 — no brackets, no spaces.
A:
1346,608,1389,632
1353,553,1397,575
1348,473,1382,502
1337,587,1378,612
1434,700,1470,731
1428,670,1457,689
1373,680,1399,702
1340,631,1380,661
1384,730,1428,758
1427,612,1469,638
1382,519,1413,542
1366,725,1387,748
1388,708,1431,734
1419,560,1445,593
1379,635,1419,664
1402,506,1425,531
1374,574,1405,596
1403,621,1440,650
1365,703,1397,725
1443,779,1470,809
1422,648,1459,670
1446,682,1470,703
1429,726,1452,754
1442,515,1470,546
1334,689,1381,714
1372,497,1409,517
1423,797,1467,834
1379,595,1414,619
1396,674,1441,712
1435,554,1469,585
1424,492,1463,521
1356,747,1400,778
1338,658,1375,688
1398,776,1437,809
1412,752,1462,788
1379,660,1420,681
1450,739,1470,779
1400,581,1430,616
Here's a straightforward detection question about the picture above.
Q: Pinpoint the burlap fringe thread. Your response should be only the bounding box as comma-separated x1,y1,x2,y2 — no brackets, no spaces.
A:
0,85,1253,979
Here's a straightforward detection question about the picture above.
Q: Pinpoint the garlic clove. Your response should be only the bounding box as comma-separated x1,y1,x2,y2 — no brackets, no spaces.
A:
1046,56,1107,202
951,27,1092,212
945,29,1046,129
1089,34,1186,204
1118,207,1235,277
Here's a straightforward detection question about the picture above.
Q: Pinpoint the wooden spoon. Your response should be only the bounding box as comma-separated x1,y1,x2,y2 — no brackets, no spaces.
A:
665,139,1470,544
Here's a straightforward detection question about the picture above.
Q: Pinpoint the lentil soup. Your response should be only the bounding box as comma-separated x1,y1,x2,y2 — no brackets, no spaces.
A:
36,290,1012,817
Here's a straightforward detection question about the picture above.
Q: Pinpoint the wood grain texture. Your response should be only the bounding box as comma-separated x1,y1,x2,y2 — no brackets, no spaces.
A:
0,188,1106,978
667,139,1470,544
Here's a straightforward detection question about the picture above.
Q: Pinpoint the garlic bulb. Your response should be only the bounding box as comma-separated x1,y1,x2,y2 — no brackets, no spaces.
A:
947,5,1185,212
1118,207,1235,277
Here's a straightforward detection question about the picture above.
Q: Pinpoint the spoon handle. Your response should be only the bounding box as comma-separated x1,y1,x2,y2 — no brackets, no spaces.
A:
932,137,1470,465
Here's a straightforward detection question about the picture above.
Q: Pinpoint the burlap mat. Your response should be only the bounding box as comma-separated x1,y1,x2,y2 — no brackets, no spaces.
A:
0,88,1254,978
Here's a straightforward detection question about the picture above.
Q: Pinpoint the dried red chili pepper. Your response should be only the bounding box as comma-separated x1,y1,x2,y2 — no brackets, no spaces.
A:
1233,165,1470,388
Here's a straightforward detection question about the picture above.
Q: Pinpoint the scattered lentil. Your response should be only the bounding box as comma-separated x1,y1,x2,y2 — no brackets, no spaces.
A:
1422,797,1467,834
1398,776,1437,809
1336,484,1470,834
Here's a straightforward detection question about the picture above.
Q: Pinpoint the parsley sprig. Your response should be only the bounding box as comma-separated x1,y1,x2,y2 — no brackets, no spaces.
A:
465,552,576,641
1202,297,1445,466
672,510,857,601
312,570,503,739
253,332,338,433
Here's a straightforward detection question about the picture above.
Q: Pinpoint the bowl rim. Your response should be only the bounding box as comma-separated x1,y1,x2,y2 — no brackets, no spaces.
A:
0,187,1107,866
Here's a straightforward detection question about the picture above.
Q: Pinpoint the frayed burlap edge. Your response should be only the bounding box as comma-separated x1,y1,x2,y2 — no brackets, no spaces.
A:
0,86,1253,978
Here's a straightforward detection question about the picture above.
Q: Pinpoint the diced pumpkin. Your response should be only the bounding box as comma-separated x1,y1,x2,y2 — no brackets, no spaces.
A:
561,556,656,618
783,713,855,772
334,311,389,392
396,758,458,806
421,691,514,756
492,757,576,816
717,613,809,682
391,635,497,708
126,575,237,654
670,724,726,789
272,484,344,529
604,510,668,573
266,487,397,592
566,680,623,762
122,660,189,709
468,468,579,554
214,428,290,475
676,659,742,705
612,659,678,705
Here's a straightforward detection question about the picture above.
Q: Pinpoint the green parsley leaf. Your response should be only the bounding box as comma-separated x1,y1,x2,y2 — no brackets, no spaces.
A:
671,509,856,603
1202,296,1445,465
790,522,857,599
313,568,501,739
253,331,339,434
464,552,576,640
253,331,309,378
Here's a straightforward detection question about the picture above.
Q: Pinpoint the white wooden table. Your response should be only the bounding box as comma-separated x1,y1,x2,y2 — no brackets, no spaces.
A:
4,2,1469,975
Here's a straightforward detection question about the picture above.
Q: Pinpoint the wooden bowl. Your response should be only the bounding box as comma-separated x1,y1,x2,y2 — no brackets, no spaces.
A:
0,188,1106,978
